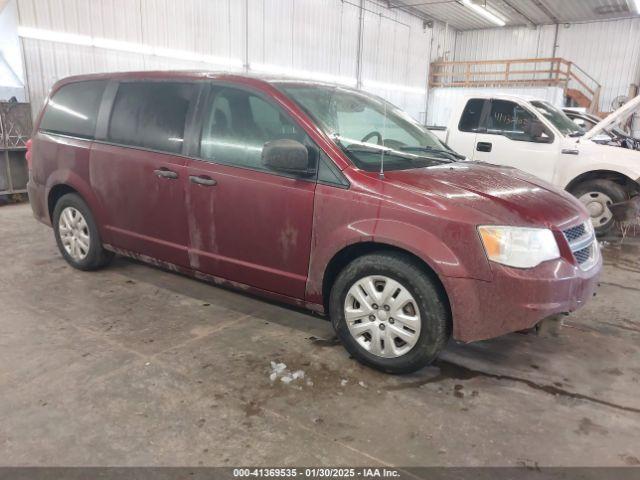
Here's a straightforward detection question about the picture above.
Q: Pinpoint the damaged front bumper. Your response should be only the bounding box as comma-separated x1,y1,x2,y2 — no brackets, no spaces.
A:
444,252,602,343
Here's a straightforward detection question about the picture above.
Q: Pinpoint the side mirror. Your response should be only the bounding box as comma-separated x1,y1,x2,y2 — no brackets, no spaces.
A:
528,120,545,137
262,139,312,175
525,120,551,143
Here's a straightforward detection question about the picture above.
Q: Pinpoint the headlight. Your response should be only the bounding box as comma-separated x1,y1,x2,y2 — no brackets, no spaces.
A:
478,226,560,269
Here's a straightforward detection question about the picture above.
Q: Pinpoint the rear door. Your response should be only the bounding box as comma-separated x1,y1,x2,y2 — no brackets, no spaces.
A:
446,98,487,158
184,84,317,299
473,99,558,182
91,80,198,267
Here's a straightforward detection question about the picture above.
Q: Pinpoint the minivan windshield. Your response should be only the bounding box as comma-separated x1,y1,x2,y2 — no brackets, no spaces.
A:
277,83,461,171
531,101,582,136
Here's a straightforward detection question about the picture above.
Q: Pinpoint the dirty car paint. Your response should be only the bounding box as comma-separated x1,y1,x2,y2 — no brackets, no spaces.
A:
27,70,601,344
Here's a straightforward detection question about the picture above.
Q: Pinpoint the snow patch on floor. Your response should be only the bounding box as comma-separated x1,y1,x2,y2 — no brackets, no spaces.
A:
269,362,308,386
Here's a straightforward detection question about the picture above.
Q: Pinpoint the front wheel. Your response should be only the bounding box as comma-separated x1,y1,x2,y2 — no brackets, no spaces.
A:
329,252,451,374
570,179,627,235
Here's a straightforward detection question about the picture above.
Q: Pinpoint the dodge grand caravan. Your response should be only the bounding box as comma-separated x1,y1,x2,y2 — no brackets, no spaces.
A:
28,72,601,373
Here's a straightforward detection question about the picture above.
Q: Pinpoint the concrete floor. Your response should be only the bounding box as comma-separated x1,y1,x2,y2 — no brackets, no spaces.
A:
1,202,639,467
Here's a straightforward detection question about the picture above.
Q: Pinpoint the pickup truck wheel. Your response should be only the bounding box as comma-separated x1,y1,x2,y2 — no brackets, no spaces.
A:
53,193,114,270
329,252,450,374
570,179,627,235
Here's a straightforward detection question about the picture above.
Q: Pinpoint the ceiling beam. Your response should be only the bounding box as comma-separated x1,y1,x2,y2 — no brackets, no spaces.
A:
386,0,453,27
531,0,560,23
387,0,455,6
501,0,538,26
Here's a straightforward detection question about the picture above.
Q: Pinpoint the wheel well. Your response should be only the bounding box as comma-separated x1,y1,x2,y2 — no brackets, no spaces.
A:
566,170,639,195
47,184,78,221
321,242,451,316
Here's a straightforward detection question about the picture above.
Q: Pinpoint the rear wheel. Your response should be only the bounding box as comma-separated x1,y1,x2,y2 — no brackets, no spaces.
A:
53,193,114,270
570,179,627,235
329,252,450,374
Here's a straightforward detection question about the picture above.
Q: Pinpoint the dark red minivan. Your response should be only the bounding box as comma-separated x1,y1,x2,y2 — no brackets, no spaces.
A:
28,71,601,373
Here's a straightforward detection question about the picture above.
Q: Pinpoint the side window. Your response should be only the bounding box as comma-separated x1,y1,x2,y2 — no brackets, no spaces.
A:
199,87,314,174
571,117,587,128
107,82,195,154
318,152,348,187
458,99,485,133
249,96,301,140
487,100,552,143
39,80,107,139
576,116,596,129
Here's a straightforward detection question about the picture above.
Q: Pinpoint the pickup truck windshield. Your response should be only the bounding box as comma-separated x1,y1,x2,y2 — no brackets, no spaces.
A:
531,101,582,136
277,84,456,171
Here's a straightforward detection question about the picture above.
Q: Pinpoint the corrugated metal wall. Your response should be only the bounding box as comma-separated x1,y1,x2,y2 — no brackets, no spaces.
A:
453,25,556,61
17,0,445,122
453,18,640,113
554,19,640,112
429,21,456,63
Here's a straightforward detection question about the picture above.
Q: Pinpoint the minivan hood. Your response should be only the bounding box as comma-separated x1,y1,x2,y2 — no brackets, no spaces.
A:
384,162,585,228
582,94,640,142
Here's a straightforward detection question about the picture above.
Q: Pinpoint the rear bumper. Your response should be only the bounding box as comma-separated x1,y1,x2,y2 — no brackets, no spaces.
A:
27,180,50,226
445,252,602,343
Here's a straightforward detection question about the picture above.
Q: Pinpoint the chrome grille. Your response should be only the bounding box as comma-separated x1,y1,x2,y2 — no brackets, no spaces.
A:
562,222,598,271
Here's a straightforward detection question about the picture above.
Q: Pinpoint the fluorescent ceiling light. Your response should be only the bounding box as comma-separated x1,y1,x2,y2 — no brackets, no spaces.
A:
632,0,640,14
461,0,506,26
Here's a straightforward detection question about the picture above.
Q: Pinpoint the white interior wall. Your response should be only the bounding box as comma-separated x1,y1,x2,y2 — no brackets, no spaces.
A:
554,19,640,113
16,0,445,123
453,18,640,114
0,0,26,100
426,85,565,127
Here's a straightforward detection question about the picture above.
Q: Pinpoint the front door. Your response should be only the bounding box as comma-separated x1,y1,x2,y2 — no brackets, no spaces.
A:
185,85,317,299
472,99,559,183
446,98,486,159
90,81,198,267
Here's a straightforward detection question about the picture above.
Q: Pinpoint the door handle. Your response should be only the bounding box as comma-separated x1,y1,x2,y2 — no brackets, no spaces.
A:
476,142,492,152
189,175,217,186
561,148,579,155
154,168,178,179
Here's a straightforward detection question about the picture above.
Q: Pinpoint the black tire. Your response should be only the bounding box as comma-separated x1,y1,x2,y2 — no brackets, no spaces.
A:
52,193,114,270
570,179,627,235
329,251,451,374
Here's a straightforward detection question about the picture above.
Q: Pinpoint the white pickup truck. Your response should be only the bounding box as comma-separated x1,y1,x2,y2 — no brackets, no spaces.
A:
430,93,640,234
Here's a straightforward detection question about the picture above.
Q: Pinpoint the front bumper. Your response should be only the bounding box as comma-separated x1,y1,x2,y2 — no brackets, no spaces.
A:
445,252,602,343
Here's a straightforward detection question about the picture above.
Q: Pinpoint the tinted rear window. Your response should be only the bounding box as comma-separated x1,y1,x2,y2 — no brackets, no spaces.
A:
39,80,107,139
107,82,195,154
458,98,485,132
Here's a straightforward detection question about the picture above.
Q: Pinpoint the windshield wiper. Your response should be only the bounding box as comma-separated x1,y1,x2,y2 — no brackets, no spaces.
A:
334,134,456,166
568,131,586,137
398,146,461,162
345,146,417,160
